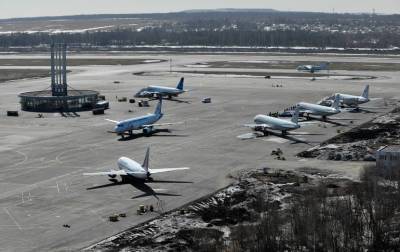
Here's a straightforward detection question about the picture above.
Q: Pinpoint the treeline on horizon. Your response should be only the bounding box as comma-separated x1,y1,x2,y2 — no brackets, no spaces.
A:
1,11,400,49
1,29,398,49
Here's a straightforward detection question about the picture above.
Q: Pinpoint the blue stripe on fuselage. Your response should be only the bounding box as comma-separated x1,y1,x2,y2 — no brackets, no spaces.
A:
115,113,162,133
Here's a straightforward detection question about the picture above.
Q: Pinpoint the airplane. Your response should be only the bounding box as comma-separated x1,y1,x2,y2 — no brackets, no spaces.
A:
83,147,190,182
337,85,370,107
134,77,188,99
323,85,370,108
297,62,330,73
106,98,181,138
245,107,301,136
297,94,341,120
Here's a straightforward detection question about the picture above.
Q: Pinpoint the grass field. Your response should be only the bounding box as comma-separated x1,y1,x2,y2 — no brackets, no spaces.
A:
176,70,375,79
205,61,400,71
0,58,165,67
0,69,50,83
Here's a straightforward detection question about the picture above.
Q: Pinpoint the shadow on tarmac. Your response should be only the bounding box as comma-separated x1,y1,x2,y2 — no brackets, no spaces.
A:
87,177,193,200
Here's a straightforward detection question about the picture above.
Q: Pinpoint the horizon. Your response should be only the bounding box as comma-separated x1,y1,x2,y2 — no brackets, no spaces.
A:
0,8,398,21
1,0,399,20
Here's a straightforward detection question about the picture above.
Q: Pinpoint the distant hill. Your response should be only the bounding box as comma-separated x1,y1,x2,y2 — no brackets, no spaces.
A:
0,9,280,22
181,8,279,13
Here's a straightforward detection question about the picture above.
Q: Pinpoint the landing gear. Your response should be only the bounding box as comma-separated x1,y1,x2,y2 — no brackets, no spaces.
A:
121,176,128,183
322,115,327,121
263,131,269,136
109,178,118,183
281,130,287,136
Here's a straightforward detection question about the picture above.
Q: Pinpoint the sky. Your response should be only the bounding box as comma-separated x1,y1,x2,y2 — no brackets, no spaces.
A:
0,0,399,19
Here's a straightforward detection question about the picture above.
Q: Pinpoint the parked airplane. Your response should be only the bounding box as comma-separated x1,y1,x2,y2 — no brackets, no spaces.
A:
337,85,370,107
106,98,180,137
135,77,187,99
297,94,341,120
83,147,189,182
317,85,371,108
297,62,330,73
245,107,300,135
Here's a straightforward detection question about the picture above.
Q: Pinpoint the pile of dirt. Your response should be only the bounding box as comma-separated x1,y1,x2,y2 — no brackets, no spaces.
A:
298,107,400,161
85,165,400,251
85,168,330,252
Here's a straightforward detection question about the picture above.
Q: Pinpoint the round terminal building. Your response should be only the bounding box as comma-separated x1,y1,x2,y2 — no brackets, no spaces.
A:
19,43,100,113
19,89,99,112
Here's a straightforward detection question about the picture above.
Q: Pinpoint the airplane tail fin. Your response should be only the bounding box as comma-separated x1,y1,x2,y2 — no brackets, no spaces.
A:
142,147,150,172
291,107,300,124
154,97,163,115
176,77,184,90
362,85,369,99
332,94,340,110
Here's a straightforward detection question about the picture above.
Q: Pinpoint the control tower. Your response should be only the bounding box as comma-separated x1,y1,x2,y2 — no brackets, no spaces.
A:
19,43,99,113
51,43,68,96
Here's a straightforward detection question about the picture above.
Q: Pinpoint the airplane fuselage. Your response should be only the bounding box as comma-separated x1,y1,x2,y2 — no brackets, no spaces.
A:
298,102,339,117
254,115,300,131
338,94,369,106
297,65,323,73
297,65,319,72
117,157,148,180
135,86,184,98
114,113,163,134
149,86,184,96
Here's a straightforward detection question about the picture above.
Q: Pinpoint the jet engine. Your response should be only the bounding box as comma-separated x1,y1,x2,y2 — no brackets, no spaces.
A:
143,127,153,135
254,126,264,132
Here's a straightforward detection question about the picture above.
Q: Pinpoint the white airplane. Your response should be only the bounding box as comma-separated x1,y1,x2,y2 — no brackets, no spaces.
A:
297,62,330,73
245,107,300,135
337,85,370,107
319,85,370,108
134,77,188,99
298,94,341,120
106,98,181,138
83,147,189,182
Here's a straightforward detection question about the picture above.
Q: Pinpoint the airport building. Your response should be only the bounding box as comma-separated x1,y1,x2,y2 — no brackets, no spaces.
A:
19,44,99,112
376,145,400,170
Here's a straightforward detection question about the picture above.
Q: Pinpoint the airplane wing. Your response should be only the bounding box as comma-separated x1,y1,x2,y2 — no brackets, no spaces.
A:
328,117,357,120
149,167,190,174
244,123,273,129
105,119,120,124
83,170,127,176
298,109,313,114
147,91,161,95
143,122,185,127
298,121,318,125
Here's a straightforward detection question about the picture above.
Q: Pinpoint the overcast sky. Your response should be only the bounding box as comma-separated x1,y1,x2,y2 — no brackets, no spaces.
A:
1,0,399,19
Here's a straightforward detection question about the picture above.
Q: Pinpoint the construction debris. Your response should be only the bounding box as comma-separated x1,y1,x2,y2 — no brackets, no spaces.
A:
298,107,400,161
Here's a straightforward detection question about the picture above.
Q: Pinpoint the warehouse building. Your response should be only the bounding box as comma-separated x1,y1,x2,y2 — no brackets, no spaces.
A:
376,145,400,172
